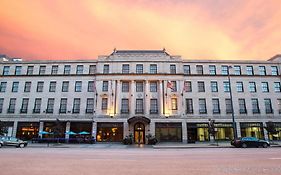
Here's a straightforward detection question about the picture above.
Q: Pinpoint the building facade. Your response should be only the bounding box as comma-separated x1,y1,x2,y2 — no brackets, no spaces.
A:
0,50,281,143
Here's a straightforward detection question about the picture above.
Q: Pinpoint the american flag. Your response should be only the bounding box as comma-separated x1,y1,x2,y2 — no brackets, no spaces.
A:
167,81,173,90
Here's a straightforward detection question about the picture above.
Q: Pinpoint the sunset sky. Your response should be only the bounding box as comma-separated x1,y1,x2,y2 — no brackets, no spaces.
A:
0,0,280,60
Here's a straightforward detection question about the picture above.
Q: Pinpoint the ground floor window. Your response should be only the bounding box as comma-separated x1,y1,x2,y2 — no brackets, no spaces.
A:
187,123,209,142
155,123,182,142
214,123,234,141
97,122,123,142
43,121,66,139
0,122,14,136
240,122,264,139
69,122,92,143
267,122,281,141
16,122,39,140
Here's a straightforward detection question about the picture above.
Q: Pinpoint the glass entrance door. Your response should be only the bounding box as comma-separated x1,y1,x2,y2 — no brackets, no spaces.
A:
134,122,145,144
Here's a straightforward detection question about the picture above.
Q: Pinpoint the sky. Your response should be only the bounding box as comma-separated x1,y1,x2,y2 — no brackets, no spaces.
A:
0,0,280,61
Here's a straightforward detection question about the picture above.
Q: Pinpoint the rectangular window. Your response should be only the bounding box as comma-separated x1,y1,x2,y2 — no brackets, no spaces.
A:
186,99,193,114
15,66,22,75
183,65,191,75
238,99,247,114
75,81,82,92
199,99,207,114
221,65,229,75
101,98,108,110
211,81,218,92
76,65,84,75
136,82,144,92
33,98,42,113
185,81,192,92
234,65,241,75
49,81,56,92
150,82,157,92
64,65,71,74
171,81,177,92
37,82,44,92
246,66,254,75
150,64,157,74
209,65,216,75
102,81,108,92
122,82,129,92
0,82,7,92
136,99,144,114
171,98,178,110
198,81,205,92
46,98,55,113
251,99,260,114
236,82,244,92
271,66,278,75
196,65,203,75
8,98,16,113
249,82,256,93
86,98,94,113
223,81,230,92
27,66,34,75
136,64,143,74
88,81,95,92
259,66,266,75
264,99,273,114
212,99,220,114
103,64,109,74
121,99,129,114
122,64,130,74
59,98,67,113
20,98,29,113
225,99,233,114
24,82,31,92
170,65,176,74
62,81,69,92
0,98,3,113
3,66,10,75
12,82,19,92
72,98,81,113
39,66,46,75
277,99,281,114
261,82,269,92
89,65,96,74
150,99,158,114
274,82,281,92
51,65,58,75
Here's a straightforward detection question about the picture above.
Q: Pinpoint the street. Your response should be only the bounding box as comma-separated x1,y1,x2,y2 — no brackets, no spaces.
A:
0,147,281,175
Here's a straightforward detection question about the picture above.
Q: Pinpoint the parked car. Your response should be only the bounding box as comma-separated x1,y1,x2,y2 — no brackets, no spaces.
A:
231,137,270,148
0,136,28,148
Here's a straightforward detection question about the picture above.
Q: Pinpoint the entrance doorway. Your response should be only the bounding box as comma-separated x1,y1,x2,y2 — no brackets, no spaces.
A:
134,122,145,144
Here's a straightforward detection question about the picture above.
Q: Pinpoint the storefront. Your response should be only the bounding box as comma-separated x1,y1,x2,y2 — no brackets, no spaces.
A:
267,122,281,140
16,122,39,140
155,123,182,142
0,122,14,137
43,121,66,138
187,123,209,142
96,122,123,142
240,122,264,139
214,123,234,141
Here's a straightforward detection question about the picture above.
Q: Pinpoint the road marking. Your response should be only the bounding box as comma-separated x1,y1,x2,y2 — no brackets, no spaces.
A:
269,158,281,160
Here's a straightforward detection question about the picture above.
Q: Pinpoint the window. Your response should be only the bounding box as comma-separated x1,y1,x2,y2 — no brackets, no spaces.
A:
211,81,218,92
150,99,158,114
234,66,241,75
249,82,256,93
3,66,10,75
246,66,254,75
236,82,244,92
64,65,71,74
251,99,260,114
259,66,266,75
261,82,269,92
103,64,109,74
277,99,281,114
199,99,207,114
221,65,229,75
33,98,41,113
49,81,56,92
37,82,44,92
264,99,273,114
170,65,176,74
86,98,94,113
102,81,108,92
15,66,22,75
75,81,82,92
88,81,95,92
122,82,129,92
209,65,216,75
24,82,31,92
136,82,144,92
62,81,69,92
238,99,247,114
122,64,129,74
225,99,233,114
0,82,7,92
223,81,230,92
121,99,129,114
171,81,177,92
150,81,157,92
274,82,281,92
185,81,192,92
198,81,205,92
51,65,58,75
0,98,3,113
183,65,191,75
72,98,80,113
271,66,278,75
39,66,46,75
150,64,157,74
20,98,29,113
27,66,34,75
196,65,203,75
212,99,220,114
8,98,16,113
89,65,96,74
136,99,144,114
136,64,143,74
186,99,193,114
59,98,67,113
101,98,108,110
171,98,178,110
46,98,55,113
12,82,19,92
76,65,84,75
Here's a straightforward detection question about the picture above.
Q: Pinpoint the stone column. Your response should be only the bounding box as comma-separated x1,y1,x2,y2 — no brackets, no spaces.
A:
123,122,129,139
130,81,135,115
236,122,241,138
92,121,97,138
150,121,155,136
145,80,150,115
182,121,187,143
263,122,269,140
65,121,71,139
159,80,163,115
39,121,44,138
12,121,18,137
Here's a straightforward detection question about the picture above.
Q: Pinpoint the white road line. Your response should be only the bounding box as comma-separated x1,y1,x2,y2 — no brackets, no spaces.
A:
269,158,281,160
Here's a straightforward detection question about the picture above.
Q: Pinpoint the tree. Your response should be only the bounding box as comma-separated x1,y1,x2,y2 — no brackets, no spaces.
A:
265,121,278,141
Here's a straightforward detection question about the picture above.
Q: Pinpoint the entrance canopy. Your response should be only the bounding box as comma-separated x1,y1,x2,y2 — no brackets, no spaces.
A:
127,116,151,124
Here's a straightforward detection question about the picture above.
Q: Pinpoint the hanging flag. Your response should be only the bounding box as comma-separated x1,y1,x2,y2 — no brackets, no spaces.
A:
167,81,173,90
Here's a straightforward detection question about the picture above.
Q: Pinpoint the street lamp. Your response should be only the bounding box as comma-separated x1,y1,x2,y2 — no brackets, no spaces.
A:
228,66,238,139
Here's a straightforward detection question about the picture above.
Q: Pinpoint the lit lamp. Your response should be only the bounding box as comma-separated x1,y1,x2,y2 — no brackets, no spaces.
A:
164,113,170,118
109,113,114,118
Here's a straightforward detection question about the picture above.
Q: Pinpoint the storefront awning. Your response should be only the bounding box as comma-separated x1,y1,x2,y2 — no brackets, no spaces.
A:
127,116,151,124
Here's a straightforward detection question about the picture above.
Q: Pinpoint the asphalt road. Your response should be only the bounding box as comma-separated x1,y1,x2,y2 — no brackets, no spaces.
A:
0,147,281,175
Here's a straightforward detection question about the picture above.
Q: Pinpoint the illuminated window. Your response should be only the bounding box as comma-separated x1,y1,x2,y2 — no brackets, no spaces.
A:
171,98,178,110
